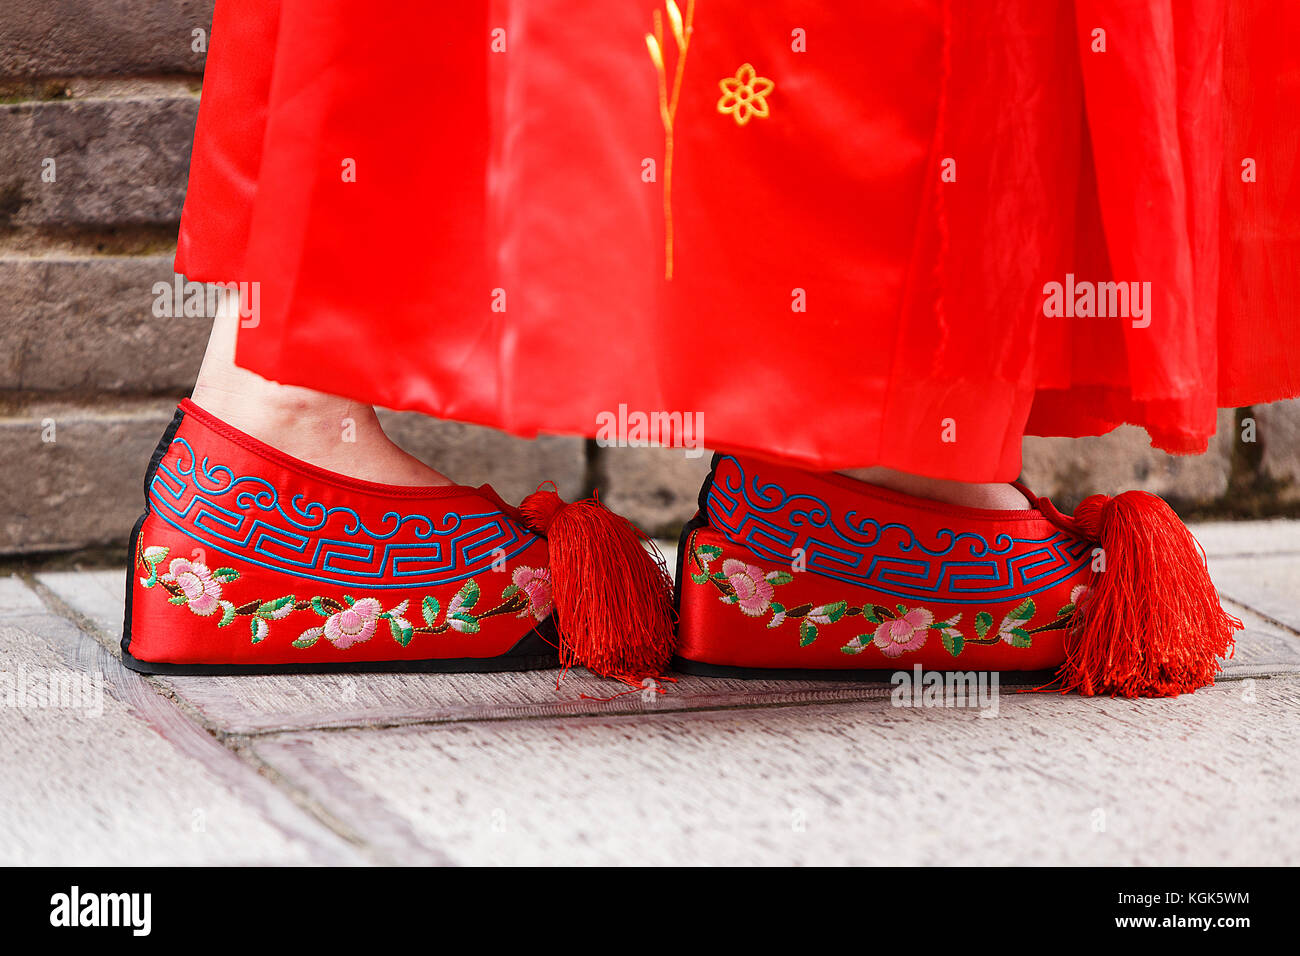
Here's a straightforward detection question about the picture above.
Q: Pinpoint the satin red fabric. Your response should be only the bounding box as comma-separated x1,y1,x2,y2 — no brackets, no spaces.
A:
176,0,1300,482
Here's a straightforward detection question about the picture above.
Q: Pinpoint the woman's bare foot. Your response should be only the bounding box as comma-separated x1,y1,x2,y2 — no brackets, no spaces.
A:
838,466,1030,510
190,294,451,486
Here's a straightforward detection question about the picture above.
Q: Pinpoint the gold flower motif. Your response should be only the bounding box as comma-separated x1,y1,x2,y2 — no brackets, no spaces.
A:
717,63,774,126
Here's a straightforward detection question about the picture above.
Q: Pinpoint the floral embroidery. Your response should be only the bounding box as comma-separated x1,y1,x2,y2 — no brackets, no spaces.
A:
137,543,552,650
720,559,778,616
321,598,385,649
158,556,228,617
509,565,554,621
688,534,1075,658
870,608,933,658
717,63,774,126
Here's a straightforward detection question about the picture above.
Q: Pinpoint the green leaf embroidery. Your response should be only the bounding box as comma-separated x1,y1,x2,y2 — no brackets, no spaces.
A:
454,580,480,612
697,545,723,559
217,602,236,628
862,605,880,623
974,611,993,637
1057,602,1075,617
167,595,186,606
421,595,440,626
450,614,481,634
1006,627,1032,648
389,617,414,647
798,620,818,646
250,617,268,643
142,545,169,566
767,571,794,586
819,601,848,623
310,596,340,617
255,595,295,620
212,567,240,583
690,572,711,585
1007,598,1035,622
941,630,965,656
292,630,321,649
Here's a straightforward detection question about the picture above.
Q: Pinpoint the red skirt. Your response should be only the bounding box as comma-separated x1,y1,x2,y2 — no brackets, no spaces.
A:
177,0,1300,482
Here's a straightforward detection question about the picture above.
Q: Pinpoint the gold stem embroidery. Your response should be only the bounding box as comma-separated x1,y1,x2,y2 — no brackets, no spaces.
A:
646,0,695,280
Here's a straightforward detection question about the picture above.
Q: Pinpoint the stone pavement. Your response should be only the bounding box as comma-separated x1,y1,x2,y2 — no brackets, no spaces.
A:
2,525,1298,866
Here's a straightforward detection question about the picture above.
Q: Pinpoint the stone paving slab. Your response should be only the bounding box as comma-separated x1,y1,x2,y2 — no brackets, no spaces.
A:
0,575,364,865
1196,518,1300,634
247,677,1300,866
1190,519,1299,558
1208,557,1300,636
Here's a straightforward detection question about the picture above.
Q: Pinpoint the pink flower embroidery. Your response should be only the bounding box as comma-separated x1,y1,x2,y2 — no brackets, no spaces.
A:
322,597,382,649
871,608,933,658
722,559,775,616
160,558,222,616
512,566,553,620
1070,584,1092,610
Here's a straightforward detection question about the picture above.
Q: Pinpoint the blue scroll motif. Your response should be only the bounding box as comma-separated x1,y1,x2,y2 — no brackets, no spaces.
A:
706,456,1089,605
146,437,538,588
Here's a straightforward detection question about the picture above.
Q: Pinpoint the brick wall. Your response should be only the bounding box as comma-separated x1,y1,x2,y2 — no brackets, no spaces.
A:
1,2,1296,559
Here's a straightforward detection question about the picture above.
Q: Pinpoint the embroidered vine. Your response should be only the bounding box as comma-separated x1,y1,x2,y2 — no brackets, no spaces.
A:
687,533,1079,658
136,543,552,650
645,0,695,279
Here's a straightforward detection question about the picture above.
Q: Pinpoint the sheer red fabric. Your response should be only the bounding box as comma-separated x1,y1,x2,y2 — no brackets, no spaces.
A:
176,0,1300,482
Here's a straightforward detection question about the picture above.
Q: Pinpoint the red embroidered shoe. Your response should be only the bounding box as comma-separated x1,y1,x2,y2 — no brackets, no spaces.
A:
123,401,675,676
673,455,1241,697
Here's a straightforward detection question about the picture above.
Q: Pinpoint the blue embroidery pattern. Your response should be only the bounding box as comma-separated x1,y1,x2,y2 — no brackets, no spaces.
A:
706,456,1089,605
147,437,539,588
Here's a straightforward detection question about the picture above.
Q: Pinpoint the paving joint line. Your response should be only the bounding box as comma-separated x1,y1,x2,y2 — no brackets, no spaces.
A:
19,570,391,864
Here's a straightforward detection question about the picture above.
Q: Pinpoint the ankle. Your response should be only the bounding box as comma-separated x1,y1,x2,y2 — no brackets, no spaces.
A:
185,294,449,485
191,385,450,487
192,377,353,442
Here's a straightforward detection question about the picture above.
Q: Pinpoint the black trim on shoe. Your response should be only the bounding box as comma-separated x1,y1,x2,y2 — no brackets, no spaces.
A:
671,453,720,633
121,406,186,661
143,405,187,499
671,656,1059,686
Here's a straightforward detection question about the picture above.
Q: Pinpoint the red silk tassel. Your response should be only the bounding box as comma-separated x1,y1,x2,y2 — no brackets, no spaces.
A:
1052,491,1241,697
520,484,676,684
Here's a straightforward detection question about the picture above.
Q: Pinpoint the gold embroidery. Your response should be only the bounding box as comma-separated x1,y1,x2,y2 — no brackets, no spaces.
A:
645,0,695,280
717,63,774,126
